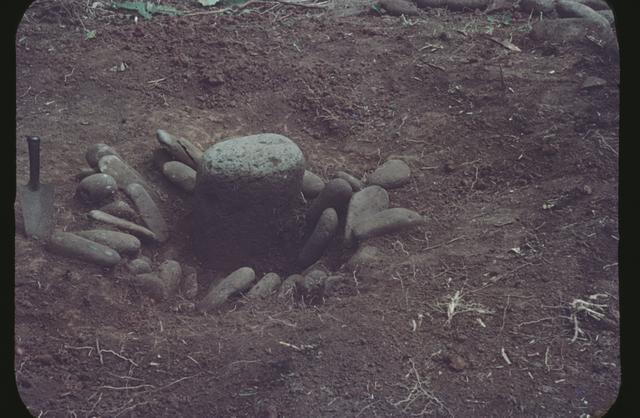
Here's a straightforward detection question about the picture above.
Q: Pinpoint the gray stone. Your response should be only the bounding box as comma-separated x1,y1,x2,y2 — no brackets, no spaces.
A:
302,170,325,198
298,208,339,270
278,274,304,299
77,173,117,203
156,129,203,170
48,231,121,267
581,76,607,89
379,0,419,16
86,144,120,170
133,273,166,301
162,161,196,192
193,134,306,267
99,200,138,222
345,186,390,245
124,183,169,242
98,155,154,197
519,0,555,13
529,18,617,53
88,210,157,241
74,229,141,255
127,258,152,274
368,159,411,189
197,267,256,312
247,272,282,299
417,0,488,10
556,0,611,28
158,260,182,296
181,265,199,300
345,245,381,270
198,133,305,206
336,171,364,192
353,208,425,241
306,178,352,230
324,275,347,296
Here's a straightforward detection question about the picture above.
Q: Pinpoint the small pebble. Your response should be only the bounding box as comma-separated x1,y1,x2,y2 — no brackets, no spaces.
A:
158,260,182,296
368,159,411,189
353,208,425,241
345,245,381,270
336,171,364,191
74,229,141,255
162,161,196,192
74,167,97,181
278,274,304,299
298,208,338,270
124,183,169,242
297,269,327,303
247,272,282,299
302,170,325,198
99,200,138,221
344,185,389,245
85,143,120,170
99,155,154,195
89,210,157,242
133,273,167,301
379,0,420,16
581,76,607,89
197,267,256,312
48,231,121,267
324,275,346,296
76,173,117,203
305,178,352,230
156,129,203,169
127,258,152,274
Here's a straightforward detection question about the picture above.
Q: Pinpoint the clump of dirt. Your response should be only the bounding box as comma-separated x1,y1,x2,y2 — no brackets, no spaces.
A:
14,1,620,417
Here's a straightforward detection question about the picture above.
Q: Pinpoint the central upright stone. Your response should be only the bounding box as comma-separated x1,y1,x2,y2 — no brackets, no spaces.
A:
193,134,306,271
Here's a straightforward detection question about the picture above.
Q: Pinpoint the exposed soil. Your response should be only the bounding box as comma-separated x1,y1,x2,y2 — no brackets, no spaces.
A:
14,1,620,417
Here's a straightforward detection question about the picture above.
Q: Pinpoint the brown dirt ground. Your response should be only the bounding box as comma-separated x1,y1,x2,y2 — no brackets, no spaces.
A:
13,0,622,417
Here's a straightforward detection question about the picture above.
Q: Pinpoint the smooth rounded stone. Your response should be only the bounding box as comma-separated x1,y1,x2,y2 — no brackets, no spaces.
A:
556,0,610,28
345,245,381,270
353,208,425,241
198,133,305,206
298,208,338,270
197,267,256,313
75,167,97,181
278,274,304,299
86,144,120,170
98,155,153,194
158,260,182,296
305,178,352,230
124,183,169,242
416,0,447,8
48,231,121,267
74,229,141,255
379,0,419,16
368,159,411,189
77,173,117,203
519,0,555,13
247,272,283,299
302,170,325,199
156,129,203,170
127,258,152,274
89,210,157,241
336,171,364,192
162,161,196,192
99,200,138,222
297,269,327,303
344,186,389,246
181,265,199,300
132,273,167,301
530,17,611,43
597,9,614,25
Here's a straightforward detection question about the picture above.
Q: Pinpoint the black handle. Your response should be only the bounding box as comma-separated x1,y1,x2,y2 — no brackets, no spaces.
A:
27,136,41,190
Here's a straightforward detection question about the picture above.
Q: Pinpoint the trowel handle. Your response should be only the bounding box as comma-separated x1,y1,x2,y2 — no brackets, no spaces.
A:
27,136,41,190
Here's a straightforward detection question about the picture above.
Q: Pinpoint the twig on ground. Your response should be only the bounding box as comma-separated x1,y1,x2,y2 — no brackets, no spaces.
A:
435,289,494,326
391,359,450,416
423,235,466,251
499,295,510,333
568,296,608,343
